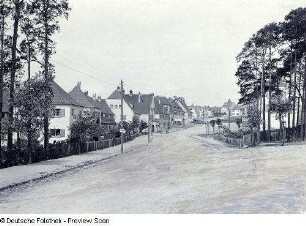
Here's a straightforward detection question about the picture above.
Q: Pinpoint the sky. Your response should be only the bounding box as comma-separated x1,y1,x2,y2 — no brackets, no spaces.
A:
52,0,305,106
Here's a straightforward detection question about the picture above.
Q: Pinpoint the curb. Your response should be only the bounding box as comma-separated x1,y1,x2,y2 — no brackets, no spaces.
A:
0,142,150,192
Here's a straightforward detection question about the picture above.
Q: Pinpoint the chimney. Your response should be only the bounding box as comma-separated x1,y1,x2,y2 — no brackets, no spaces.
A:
129,90,133,96
138,92,141,102
98,95,102,101
77,81,81,88
93,94,96,99
85,91,88,96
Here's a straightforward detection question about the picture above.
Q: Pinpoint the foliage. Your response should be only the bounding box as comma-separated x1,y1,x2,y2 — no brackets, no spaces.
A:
69,111,105,142
216,118,222,126
236,118,242,128
210,119,216,128
270,91,292,119
235,7,306,141
14,76,50,136
245,104,261,129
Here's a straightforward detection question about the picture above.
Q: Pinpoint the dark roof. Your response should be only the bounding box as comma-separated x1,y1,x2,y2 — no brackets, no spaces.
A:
2,87,9,113
154,96,186,115
108,89,121,99
154,96,171,114
69,84,99,109
95,99,114,115
177,99,192,114
51,82,82,107
124,93,154,114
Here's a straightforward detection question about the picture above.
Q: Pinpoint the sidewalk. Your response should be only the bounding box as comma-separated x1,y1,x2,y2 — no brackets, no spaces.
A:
0,135,148,191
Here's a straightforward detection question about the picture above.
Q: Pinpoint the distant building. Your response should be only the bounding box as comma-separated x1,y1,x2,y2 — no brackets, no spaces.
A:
69,82,116,129
208,106,222,117
221,99,236,115
106,89,154,125
153,96,172,132
174,97,192,124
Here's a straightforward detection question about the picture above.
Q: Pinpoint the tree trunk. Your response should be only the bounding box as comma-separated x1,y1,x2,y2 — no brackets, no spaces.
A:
303,23,306,140
0,6,5,159
27,129,32,164
43,0,50,156
288,50,293,131
267,46,272,141
261,52,266,141
303,57,306,140
297,67,301,139
7,1,21,163
292,49,297,141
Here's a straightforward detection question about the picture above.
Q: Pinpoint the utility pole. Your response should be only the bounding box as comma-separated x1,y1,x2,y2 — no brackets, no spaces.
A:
148,107,151,143
120,80,124,154
228,108,231,129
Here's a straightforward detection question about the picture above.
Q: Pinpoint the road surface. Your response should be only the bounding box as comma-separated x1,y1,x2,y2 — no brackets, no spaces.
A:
0,125,305,213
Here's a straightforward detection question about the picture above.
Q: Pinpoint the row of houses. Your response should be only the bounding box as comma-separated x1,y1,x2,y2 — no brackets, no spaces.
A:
106,88,192,132
189,99,244,121
1,82,193,144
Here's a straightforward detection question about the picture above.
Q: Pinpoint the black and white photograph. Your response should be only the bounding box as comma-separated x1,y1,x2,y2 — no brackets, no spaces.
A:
0,0,306,224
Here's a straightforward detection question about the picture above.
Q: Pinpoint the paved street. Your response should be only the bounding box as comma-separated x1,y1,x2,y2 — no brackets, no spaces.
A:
0,125,305,213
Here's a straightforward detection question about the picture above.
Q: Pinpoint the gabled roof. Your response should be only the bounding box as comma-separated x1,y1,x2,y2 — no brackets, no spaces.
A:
95,99,114,115
108,89,121,99
124,93,154,115
69,83,99,109
222,99,236,109
2,87,9,113
176,98,192,114
51,82,82,107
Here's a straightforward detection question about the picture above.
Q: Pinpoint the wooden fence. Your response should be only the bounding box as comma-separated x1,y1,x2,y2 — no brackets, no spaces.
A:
0,133,141,169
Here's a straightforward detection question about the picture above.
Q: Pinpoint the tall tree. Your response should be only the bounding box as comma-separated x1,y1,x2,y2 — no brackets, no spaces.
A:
0,1,6,156
30,0,70,154
7,0,24,160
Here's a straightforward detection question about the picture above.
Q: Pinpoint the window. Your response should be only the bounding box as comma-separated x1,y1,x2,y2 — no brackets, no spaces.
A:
71,109,75,116
119,105,122,109
102,113,106,118
110,104,113,109
53,109,61,117
50,129,65,138
52,109,65,117
114,105,118,109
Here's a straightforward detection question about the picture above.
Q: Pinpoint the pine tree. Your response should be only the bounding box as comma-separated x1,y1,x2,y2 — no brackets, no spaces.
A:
30,0,70,155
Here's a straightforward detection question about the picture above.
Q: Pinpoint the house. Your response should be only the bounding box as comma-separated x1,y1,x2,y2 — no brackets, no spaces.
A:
94,97,116,130
153,96,172,132
231,104,244,117
106,89,154,125
123,91,155,124
69,82,116,129
174,97,192,124
221,99,236,115
189,105,198,120
170,97,185,125
49,82,84,143
106,88,135,123
69,82,102,123
208,106,222,117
